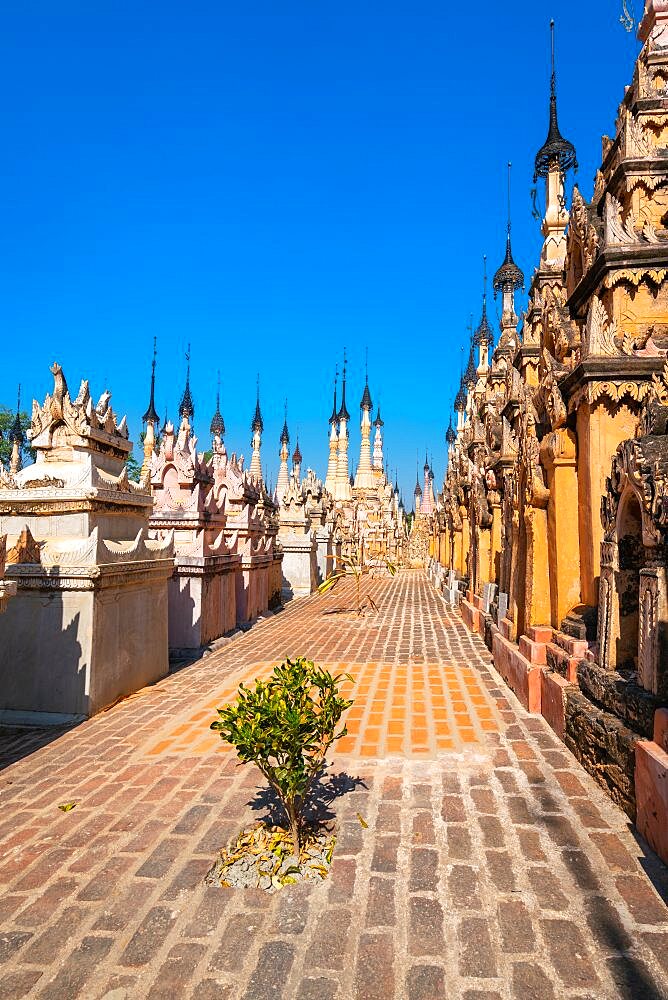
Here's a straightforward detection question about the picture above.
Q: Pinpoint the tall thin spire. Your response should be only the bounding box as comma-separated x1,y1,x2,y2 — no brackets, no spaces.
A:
355,347,374,488
464,313,477,389
494,163,524,295
276,398,291,501
143,337,160,425
326,366,340,493
210,369,225,438
338,349,350,422
534,19,577,181
414,455,422,497
329,365,339,424
280,399,290,445
250,374,263,479
474,255,492,347
360,351,372,411
178,342,194,422
251,374,263,433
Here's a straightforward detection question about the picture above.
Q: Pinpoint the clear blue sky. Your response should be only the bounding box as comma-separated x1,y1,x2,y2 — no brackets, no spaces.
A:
0,1,640,502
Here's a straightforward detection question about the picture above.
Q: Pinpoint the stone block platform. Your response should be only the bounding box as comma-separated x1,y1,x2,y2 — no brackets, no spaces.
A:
0,571,666,998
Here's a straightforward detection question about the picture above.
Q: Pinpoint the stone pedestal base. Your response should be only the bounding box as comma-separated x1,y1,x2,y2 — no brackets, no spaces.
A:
168,554,240,651
0,560,172,720
280,534,317,600
314,528,334,586
236,556,271,625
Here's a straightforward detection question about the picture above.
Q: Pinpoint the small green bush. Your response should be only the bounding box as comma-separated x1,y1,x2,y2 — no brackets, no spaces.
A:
211,657,353,855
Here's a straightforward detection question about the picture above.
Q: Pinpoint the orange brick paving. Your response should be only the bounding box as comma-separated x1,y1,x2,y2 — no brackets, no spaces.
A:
0,571,667,999
145,657,503,759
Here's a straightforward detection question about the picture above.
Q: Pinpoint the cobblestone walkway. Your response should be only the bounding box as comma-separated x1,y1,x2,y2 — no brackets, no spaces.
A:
1,571,667,999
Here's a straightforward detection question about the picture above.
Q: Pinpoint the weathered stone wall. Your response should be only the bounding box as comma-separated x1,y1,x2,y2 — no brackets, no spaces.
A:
564,690,637,820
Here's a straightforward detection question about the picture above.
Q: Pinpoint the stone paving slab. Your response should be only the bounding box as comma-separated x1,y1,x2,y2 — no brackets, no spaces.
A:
0,571,667,999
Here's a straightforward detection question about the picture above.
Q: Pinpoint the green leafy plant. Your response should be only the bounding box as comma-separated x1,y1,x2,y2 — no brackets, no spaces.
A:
210,657,353,855
317,550,396,615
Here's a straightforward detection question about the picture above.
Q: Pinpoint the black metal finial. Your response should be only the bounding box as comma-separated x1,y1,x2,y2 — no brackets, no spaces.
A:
494,163,525,296
534,19,577,181
414,453,422,495
178,342,194,422
338,348,350,422
143,336,160,424
251,373,263,433
210,368,225,437
464,314,478,388
292,435,302,465
360,348,373,411
506,160,512,238
329,364,339,425
474,254,493,347
281,398,290,445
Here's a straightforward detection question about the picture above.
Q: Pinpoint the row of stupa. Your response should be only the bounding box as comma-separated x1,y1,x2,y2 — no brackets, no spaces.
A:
0,351,407,723
422,5,668,866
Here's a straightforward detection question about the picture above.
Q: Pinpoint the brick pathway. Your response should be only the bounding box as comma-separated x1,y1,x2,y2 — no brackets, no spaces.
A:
1,571,667,999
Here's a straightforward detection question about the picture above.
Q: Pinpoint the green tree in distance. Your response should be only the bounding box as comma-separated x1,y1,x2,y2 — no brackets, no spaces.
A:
0,405,34,469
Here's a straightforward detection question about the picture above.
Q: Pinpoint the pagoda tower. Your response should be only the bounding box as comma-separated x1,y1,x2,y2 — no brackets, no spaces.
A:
250,376,263,479
493,163,524,355
335,353,352,501
178,344,195,433
210,371,226,456
141,338,160,479
325,368,339,494
473,257,493,376
354,364,375,490
463,317,478,420
372,405,384,478
420,452,434,516
413,463,423,515
534,19,576,270
276,403,290,503
292,437,302,484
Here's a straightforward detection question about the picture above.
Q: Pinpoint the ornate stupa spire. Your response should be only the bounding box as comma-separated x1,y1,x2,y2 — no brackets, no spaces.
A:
250,374,263,479
414,457,423,514
142,337,160,426
534,20,576,268
142,338,159,478
325,365,339,495
494,163,524,354
9,385,24,475
420,450,434,515
276,400,290,502
533,20,577,182
373,401,384,476
335,350,351,500
178,343,194,428
292,436,302,482
454,341,467,433
355,350,375,490
210,370,225,440
463,314,477,391
473,256,493,374
329,366,339,425
337,350,350,423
